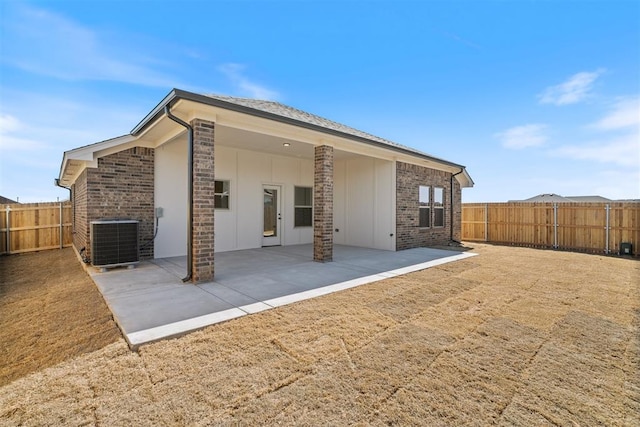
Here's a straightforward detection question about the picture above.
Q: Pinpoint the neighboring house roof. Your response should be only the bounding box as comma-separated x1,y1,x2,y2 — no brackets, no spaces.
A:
565,195,611,202
511,194,615,203
0,195,18,204
60,88,473,187
511,194,574,203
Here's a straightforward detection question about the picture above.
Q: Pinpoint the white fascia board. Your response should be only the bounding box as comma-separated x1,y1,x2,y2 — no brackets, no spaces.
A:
63,135,137,161
58,134,141,186
93,137,154,159
458,169,474,188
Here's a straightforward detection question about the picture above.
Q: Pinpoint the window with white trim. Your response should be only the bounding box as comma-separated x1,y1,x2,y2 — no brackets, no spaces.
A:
294,186,312,227
434,187,444,227
214,180,230,209
419,185,430,228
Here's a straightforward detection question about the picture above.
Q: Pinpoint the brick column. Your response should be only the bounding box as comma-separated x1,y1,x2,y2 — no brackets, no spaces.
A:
191,119,215,282
314,145,333,262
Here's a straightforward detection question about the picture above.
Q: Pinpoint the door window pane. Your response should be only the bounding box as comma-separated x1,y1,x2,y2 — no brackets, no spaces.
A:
263,189,277,237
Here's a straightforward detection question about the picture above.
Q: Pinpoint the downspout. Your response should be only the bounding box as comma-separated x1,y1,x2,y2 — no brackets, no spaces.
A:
54,178,72,209
164,105,193,283
55,178,73,233
450,169,464,244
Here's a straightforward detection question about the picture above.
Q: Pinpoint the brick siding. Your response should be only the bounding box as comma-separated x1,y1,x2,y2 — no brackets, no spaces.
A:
396,161,461,250
314,145,334,262
191,119,215,282
71,147,155,261
72,171,88,256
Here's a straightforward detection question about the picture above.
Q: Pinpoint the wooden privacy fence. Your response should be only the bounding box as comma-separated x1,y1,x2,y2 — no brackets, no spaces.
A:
462,202,640,256
0,202,73,255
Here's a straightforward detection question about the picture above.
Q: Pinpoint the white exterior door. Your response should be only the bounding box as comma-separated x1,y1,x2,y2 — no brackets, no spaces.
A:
262,185,282,246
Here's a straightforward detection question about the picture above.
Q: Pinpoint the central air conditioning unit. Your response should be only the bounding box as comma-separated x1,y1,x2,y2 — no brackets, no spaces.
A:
91,219,139,271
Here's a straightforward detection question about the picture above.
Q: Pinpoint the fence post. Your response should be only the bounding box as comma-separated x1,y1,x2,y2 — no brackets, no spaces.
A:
484,203,488,242
553,203,558,249
5,205,10,254
605,204,610,254
59,202,63,249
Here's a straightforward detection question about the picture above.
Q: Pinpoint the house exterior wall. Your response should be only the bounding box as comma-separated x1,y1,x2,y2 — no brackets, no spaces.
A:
191,118,216,282
154,137,187,258
154,141,314,257
72,170,88,255
333,157,395,250
314,145,334,262
72,147,155,261
396,161,460,250
452,178,462,242
226,147,314,251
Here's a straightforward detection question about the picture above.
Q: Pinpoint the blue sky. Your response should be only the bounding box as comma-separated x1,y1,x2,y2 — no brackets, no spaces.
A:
1,0,638,203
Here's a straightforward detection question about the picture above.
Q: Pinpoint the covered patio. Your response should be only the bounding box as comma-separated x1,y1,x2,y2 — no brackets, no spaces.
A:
89,244,476,348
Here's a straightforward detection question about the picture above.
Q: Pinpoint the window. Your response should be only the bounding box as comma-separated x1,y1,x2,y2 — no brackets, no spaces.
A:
214,180,230,209
294,186,313,227
419,186,430,227
434,187,444,227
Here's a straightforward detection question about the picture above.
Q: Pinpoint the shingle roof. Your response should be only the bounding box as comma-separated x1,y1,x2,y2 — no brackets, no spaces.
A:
565,195,611,202
511,194,615,203
511,194,573,203
71,88,472,188
203,94,451,163
0,195,18,204
204,94,397,145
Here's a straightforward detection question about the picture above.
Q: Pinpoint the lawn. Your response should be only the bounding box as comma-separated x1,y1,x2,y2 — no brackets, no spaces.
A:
1,244,638,426
0,248,121,387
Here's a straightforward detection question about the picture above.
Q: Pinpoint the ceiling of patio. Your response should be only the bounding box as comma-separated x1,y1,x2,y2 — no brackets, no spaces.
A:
217,125,363,161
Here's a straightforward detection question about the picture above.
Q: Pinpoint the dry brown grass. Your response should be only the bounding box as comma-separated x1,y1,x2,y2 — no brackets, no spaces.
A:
0,248,121,387
1,244,638,426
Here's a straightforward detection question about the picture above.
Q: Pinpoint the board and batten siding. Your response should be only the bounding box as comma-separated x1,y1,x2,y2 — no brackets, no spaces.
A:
154,141,316,257
154,140,399,258
333,157,396,251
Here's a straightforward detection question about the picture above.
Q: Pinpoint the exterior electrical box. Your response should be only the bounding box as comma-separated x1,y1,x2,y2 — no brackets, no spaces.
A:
91,220,140,269
620,242,632,255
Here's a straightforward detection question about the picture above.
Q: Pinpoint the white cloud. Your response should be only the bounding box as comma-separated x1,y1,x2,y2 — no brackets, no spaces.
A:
219,63,279,100
0,114,22,133
2,4,182,87
549,133,640,167
495,124,548,149
538,69,605,105
0,114,44,151
590,97,640,130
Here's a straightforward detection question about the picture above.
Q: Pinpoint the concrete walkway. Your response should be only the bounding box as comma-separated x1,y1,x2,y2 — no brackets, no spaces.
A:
89,244,476,348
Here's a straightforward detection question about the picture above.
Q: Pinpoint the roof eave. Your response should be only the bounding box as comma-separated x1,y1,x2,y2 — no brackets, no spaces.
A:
57,134,138,186
131,89,469,174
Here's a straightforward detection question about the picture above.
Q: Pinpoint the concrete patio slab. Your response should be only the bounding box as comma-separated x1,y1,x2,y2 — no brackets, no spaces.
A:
89,244,477,348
